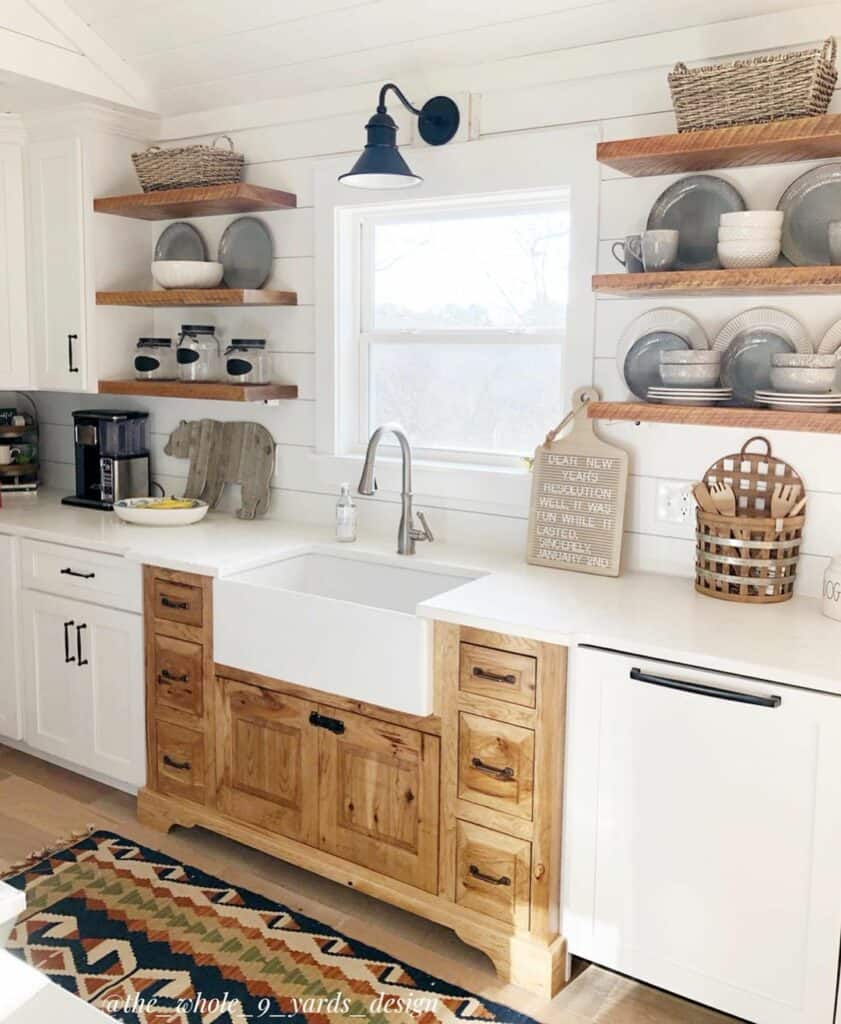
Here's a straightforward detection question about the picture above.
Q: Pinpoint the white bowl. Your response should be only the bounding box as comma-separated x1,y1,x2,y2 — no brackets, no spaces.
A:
769,366,837,393
113,497,210,526
660,350,721,365
772,353,837,369
151,261,224,289
660,364,721,387
719,210,784,228
718,225,782,242
717,239,781,269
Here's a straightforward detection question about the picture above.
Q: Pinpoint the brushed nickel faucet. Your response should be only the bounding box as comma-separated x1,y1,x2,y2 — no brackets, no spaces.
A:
358,423,434,555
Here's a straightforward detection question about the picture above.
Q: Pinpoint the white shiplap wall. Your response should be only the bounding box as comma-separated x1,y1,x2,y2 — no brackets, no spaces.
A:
33,6,841,594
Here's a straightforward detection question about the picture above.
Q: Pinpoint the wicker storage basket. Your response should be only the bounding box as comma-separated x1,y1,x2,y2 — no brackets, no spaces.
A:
695,436,805,604
669,38,837,132
132,135,244,192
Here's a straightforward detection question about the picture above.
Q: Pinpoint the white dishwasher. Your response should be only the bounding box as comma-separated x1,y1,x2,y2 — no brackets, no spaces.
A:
562,645,841,1024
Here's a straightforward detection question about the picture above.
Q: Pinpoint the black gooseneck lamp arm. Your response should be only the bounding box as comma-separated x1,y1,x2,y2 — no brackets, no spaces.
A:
378,83,422,117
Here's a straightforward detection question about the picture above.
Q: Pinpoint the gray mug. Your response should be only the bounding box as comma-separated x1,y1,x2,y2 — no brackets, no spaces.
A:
612,235,644,274
640,229,679,272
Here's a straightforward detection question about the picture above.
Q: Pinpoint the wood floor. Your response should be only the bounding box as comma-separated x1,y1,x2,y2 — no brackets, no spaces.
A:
0,744,738,1024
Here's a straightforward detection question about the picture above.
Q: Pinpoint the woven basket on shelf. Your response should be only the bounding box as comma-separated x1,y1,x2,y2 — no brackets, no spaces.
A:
132,135,244,192
669,38,837,132
695,436,805,605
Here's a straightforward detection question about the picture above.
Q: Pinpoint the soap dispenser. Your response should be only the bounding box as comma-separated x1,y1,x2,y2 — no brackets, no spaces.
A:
335,482,357,543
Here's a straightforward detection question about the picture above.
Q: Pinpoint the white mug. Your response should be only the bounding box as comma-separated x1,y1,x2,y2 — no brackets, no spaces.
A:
0,446,19,466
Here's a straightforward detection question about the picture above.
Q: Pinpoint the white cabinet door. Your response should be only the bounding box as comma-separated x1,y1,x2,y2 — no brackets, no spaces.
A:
22,591,86,763
22,591,145,787
0,142,29,387
28,137,87,390
0,535,22,740
563,646,841,1024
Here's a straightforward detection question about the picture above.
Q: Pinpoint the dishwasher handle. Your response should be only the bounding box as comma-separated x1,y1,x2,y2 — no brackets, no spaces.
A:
630,667,781,709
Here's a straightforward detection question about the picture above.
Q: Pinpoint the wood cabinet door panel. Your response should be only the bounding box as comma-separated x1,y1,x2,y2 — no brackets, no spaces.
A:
154,719,205,804
458,712,535,820
152,578,204,628
217,678,318,846
459,643,537,708
456,820,531,928
153,634,203,718
317,707,440,893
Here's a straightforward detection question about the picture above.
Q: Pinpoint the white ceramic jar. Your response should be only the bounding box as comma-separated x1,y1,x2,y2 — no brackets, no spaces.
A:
822,556,841,621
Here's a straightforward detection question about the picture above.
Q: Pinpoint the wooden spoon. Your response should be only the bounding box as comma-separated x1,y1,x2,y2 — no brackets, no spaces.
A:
693,482,718,514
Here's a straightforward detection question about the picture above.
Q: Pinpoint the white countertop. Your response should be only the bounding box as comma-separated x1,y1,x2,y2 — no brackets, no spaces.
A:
1,491,837,698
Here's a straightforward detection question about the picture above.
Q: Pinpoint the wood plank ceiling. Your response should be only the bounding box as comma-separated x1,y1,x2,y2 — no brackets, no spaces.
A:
64,0,832,115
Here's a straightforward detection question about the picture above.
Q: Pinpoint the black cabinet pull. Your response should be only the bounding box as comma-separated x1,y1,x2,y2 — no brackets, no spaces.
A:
61,567,95,580
163,755,191,771
63,620,75,663
161,596,189,610
472,666,516,685
67,334,79,373
471,757,514,780
630,668,781,708
76,624,88,667
160,669,189,684
469,864,511,887
309,710,345,734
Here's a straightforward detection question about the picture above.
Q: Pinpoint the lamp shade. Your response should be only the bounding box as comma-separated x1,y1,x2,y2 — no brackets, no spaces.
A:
338,109,422,189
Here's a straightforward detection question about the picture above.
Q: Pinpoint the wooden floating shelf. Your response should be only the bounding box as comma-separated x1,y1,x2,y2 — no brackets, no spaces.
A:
96,289,297,307
0,463,39,476
593,266,841,297
597,113,841,177
98,380,298,402
588,401,841,435
93,183,297,220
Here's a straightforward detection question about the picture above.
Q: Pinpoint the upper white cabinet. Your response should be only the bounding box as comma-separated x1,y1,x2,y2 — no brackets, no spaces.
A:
0,139,30,388
563,646,841,1024
0,535,22,741
27,136,87,389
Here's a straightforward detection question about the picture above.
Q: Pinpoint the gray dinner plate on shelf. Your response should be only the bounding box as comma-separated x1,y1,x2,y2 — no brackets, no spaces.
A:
154,222,207,261
623,331,690,400
647,174,747,270
778,162,841,266
720,329,795,406
218,216,273,289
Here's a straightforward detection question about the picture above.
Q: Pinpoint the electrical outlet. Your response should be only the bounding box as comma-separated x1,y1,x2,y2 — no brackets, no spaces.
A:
656,480,693,524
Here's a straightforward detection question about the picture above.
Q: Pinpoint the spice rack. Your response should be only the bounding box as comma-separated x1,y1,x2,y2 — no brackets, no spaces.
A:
0,399,39,493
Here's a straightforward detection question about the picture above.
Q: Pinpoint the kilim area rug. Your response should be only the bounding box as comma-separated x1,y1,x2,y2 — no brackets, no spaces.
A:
2,828,539,1024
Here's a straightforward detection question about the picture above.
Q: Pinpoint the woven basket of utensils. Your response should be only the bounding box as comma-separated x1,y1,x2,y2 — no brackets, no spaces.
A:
132,135,244,192
695,436,805,604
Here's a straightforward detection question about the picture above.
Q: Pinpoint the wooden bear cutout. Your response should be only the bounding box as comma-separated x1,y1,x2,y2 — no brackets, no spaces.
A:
164,419,275,520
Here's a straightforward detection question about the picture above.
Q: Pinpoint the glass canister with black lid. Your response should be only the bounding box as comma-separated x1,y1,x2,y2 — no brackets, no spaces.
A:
225,339,271,385
177,324,222,383
134,338,175,380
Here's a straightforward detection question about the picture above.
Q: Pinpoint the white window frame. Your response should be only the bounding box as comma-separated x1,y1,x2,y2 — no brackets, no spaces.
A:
313,124,600,509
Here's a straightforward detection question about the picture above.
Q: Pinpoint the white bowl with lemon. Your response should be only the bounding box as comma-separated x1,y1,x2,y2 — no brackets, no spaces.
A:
113,496,209,526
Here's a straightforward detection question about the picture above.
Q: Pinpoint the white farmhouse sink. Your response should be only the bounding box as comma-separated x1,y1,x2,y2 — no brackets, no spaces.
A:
214,549,480,715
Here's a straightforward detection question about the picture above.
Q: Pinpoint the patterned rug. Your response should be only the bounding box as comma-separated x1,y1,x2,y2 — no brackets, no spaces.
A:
3,829,537,1024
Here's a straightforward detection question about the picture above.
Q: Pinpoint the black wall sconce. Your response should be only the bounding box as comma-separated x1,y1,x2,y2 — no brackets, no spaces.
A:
339,83,460,189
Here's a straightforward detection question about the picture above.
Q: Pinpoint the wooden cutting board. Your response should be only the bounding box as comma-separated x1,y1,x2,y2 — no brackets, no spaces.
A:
527,387,629,577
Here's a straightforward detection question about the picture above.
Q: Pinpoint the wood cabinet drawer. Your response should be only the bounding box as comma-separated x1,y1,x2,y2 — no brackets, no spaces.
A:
458,712,534,820
152,578,203,628
21,539,141,612
153,720,205,804
152,634,204,719
459,642,537,707
456,820,531,928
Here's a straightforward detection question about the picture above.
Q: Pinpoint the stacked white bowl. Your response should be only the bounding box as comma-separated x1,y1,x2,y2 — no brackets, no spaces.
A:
717,211,783,269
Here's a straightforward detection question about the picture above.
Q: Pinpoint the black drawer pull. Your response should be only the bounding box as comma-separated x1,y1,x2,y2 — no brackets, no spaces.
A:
67,333,79,374
163,755,191,771
471,757,514,780
630,668,781,708
76,623,88,667
469,865,511,887
159,669,189,684
61,567,95,580
161,596,189,610
472,666,516,685
309,711,345,734
63,620,75,663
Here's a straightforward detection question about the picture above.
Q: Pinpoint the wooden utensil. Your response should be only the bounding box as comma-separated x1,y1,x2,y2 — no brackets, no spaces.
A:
693,482,718,514
770,482,802,518
709,481,737,517
787,495,807,518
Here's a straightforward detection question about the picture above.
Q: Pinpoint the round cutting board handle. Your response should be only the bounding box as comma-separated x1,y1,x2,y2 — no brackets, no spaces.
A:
544,386,601,446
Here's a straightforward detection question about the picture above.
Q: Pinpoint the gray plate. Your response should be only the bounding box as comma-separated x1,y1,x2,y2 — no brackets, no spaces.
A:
218,216,273,289
154,222,207,261
721,328,795,405
623,331,690,400
647,174,746,270
778,163,841,266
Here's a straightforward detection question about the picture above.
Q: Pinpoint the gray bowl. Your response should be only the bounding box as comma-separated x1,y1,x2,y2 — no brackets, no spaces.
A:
771,353,837,369
660,363,721,387
769,366,837,393
660,350,721,365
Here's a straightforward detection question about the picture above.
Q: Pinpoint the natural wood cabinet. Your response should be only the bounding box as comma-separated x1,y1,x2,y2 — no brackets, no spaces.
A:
216,678,318,846
458,712,535,820
317,706,440,893
456,820,531,928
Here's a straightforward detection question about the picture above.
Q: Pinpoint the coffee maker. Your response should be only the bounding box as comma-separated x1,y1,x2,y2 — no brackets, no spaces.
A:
62,410,151,510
